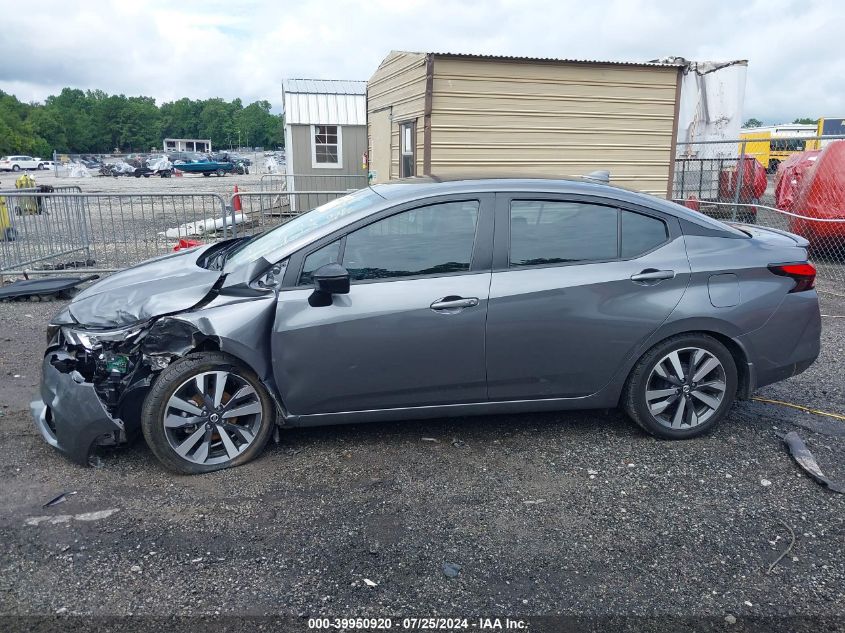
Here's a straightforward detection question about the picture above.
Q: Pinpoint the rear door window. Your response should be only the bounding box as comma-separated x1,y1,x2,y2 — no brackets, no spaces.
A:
509,200,618,267
620,210,668,258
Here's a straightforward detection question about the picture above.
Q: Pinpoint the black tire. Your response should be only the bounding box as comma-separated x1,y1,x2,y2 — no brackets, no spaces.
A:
202,172,210,177
141,351,276,474
216,168,225,177
12,165,20,172
622,333,737,439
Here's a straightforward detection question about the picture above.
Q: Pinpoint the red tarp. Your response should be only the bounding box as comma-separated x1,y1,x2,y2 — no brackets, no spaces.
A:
719,155,768,202
774,150,821,212
782,141,845,243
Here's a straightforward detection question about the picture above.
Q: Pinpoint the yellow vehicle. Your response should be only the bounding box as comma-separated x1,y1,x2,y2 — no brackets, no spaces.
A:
0,195,16,241
805,117,845,150
740,124,817,173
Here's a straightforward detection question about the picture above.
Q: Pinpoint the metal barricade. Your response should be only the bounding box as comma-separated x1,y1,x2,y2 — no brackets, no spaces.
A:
259,173,367,193
230,190,352,237
1,191,228,274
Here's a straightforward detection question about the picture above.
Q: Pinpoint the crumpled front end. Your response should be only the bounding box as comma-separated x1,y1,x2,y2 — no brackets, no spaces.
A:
31,351,127,466
31,321,172,465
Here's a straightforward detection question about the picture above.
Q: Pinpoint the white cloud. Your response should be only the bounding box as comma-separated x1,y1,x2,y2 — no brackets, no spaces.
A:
1,0,843,122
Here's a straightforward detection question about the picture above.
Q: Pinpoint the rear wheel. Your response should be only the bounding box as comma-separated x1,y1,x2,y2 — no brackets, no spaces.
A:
623,334,737,439
11,165,20,172
141,352,276,474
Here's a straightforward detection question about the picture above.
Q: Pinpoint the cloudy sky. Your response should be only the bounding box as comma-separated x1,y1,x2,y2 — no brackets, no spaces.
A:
1,0,843,123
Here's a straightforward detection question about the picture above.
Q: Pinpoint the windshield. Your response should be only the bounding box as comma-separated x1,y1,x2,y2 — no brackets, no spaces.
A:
224,188,382,270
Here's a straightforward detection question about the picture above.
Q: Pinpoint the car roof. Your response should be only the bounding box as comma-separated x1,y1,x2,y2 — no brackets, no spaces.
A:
369,176,745,236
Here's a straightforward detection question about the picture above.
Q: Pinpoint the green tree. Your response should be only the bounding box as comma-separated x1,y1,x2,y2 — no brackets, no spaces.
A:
792,117,818,125
0,88,283,155
743,118,763,128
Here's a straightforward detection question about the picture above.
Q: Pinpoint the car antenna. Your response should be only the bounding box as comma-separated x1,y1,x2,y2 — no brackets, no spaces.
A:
582,170,610,184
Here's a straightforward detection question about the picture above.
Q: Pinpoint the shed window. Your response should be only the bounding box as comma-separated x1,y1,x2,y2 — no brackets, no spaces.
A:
312,125,343,168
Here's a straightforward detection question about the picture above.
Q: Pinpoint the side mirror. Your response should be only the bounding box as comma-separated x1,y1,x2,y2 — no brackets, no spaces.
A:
309,263,350,306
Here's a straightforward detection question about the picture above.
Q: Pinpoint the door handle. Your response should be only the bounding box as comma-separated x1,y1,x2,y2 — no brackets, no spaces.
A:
430,296,479,311
630,269,675,283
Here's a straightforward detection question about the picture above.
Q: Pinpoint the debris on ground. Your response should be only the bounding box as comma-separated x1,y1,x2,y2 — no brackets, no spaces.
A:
421,437,439,443
442,562,462,578
781,431,845,493
0,275,98,302
43,491,77,508
760,479,772,487
767,518,796,574
363,578,377,587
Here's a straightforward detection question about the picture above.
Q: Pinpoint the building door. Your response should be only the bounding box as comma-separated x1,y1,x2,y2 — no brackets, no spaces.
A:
369,109,391,183
400,121,416,178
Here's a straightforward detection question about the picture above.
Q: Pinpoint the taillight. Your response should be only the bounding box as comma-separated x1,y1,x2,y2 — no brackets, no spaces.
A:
768,262,816,293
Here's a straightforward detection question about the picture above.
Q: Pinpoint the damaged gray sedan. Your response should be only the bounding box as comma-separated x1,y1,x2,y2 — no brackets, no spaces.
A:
32,178,821,473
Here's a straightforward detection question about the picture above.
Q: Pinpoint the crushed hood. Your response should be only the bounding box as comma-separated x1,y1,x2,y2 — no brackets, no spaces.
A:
68,247,222,327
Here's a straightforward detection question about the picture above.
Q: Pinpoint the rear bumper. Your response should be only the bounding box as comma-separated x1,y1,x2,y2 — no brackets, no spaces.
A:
31,352,125,466
738,290,822,390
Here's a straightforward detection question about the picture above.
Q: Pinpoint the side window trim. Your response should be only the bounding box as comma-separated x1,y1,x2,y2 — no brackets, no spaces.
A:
285,194,495,289
493,192,674,272
342,198,481,284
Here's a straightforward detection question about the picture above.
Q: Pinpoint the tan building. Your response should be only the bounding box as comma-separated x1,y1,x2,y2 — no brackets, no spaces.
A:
367,51,684,196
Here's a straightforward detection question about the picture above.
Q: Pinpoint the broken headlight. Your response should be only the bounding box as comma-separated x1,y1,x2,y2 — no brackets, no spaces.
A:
46,324,62,345
61,323,147,351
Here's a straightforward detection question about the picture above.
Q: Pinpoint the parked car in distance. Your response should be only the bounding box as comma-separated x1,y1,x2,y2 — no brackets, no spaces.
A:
0,155,45,171
32,177,821,474
38,160,58,170
172,153,234,177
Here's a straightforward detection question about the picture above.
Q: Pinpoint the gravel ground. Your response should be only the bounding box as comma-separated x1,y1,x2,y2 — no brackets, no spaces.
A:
0,293,843,630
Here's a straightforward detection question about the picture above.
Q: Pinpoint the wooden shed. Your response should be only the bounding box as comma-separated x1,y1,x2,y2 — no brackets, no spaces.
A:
367,52,684,196
282,79,368,208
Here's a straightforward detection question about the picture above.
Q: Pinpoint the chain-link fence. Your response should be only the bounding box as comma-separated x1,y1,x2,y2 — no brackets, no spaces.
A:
674,136,845,289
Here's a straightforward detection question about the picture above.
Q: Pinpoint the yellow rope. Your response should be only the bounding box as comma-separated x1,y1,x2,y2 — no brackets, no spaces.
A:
753,397,845,421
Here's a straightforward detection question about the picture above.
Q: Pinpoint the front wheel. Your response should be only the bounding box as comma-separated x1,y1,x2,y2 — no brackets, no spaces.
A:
622,334,737,439
216,168,225,177
141,352,276,474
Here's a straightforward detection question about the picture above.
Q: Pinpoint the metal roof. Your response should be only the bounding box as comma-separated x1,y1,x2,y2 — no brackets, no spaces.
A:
282,79,367,95
282,79,367,126
420,51,685,68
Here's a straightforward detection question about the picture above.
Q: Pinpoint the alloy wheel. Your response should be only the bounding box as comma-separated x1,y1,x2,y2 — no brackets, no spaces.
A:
645,347,727,430
163,370,263,466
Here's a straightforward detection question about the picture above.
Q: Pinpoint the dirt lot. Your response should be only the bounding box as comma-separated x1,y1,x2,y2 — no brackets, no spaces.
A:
0,291,843,630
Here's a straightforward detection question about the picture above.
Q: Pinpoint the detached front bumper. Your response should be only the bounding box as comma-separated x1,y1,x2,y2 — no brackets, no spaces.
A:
30,351,125,466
